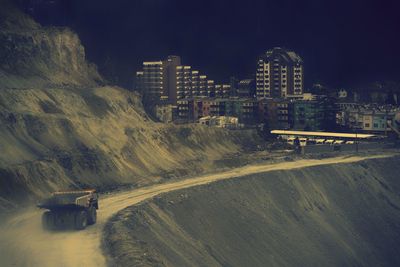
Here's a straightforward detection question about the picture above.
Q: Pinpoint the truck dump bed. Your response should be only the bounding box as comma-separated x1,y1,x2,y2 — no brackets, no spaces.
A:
38,190,97,210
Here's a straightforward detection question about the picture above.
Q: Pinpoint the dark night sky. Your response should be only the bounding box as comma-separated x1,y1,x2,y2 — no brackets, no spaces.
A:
22,0,400,89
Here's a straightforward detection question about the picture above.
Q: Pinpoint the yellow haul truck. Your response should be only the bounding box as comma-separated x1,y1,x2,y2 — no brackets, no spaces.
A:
37,189,99,230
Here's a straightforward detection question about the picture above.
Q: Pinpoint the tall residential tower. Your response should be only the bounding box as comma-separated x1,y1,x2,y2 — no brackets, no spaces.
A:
136,55,182,104
256,47,303,99
136,55,228,104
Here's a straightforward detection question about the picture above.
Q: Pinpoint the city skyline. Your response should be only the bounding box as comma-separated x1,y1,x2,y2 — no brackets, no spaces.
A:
136,47,305,107
19,0,400,89
136,55,234,105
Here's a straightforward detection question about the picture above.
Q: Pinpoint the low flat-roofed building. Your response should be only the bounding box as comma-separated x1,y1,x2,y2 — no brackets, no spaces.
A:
199,116,239,128
270,129,382,140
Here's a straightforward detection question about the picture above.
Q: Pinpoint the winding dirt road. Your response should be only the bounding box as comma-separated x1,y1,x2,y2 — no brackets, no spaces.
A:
0,154,394,267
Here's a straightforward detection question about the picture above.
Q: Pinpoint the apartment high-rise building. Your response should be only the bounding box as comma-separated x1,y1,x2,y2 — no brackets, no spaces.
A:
135,71,144,93
222,84,231,98
215,85,222,98
191,70,200,97
199,75,207,96
237,79,256,98
213,84,231,98
176,67,220,99
165,55,182,103
230,76,239,97
176,65,191,99
141,61,165,102
256,47,303,99
207,79,215,97
136,55,225,104
138,55,181,104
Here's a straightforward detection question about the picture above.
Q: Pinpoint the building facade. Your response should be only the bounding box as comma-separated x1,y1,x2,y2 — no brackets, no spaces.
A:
292,97,337,131
165,55,182,103
136,55,226,105
237,79,256,98
141,61,165,102
137,55,182,105
258,98,293,130
256,47,304,99
176,65,192,100
337,105,399,133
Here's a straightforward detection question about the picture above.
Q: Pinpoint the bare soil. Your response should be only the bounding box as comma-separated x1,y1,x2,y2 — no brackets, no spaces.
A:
103,154,400,267
0,154,393,267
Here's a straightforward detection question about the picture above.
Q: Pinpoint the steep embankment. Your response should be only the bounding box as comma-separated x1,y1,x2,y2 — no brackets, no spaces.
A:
0,0,102,88
104,156,400,267
0,86,261,208
0,2,263,211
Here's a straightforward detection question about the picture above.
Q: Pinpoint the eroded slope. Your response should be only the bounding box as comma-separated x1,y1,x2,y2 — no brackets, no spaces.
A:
0,86,262,210
0,2,263,210
104,156,400,267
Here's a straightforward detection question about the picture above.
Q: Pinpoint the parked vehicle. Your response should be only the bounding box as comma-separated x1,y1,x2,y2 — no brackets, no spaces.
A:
287,137,295,145
299,138,308,146
333,140,345,144
37,189,99,230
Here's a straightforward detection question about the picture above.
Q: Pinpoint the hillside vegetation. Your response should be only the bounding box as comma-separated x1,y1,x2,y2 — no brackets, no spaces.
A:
0,1,263,210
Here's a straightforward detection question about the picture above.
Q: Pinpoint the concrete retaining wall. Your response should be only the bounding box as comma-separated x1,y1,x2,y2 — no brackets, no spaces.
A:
301,142,387,154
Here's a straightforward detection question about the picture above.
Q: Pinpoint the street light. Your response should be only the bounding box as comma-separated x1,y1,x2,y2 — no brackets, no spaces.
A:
384,106,389,137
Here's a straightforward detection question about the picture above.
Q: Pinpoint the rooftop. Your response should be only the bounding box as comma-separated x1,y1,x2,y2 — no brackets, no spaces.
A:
270,130,381,139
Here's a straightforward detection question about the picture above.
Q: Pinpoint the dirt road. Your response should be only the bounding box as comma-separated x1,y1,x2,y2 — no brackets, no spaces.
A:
0,153,394,267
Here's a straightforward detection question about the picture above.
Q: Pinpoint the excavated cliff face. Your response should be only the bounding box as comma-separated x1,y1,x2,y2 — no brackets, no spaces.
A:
0,28,103,88
0,3,263,211
0,0,102,88
0,85,262,211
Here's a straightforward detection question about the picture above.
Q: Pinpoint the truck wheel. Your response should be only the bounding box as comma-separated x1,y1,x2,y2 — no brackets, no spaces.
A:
42,211,54,230
87,207,97,225
74,210,88,230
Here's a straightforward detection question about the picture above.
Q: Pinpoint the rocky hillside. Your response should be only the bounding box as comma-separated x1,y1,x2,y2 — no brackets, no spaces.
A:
0,0,102,88
0,2,263,211
104,156,400,267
